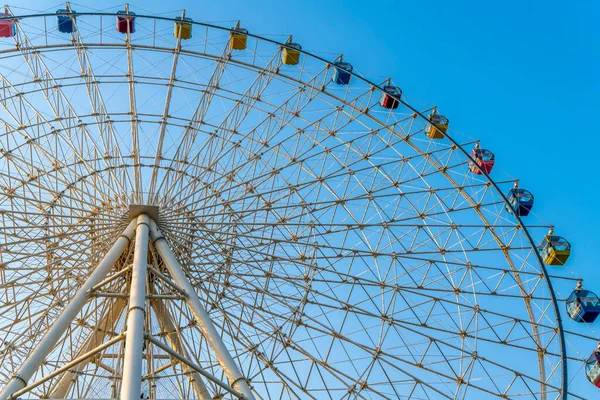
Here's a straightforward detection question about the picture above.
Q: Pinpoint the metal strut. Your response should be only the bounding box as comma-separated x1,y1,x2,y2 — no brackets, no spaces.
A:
150,297,212,399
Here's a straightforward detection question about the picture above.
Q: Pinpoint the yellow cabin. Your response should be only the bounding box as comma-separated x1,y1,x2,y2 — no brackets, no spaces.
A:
230,27,248,50
425,113,449,139
282,43,302,65
174,17,193,40
539,235,571,265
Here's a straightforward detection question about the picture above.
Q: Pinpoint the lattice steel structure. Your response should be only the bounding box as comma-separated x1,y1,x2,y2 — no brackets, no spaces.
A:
0,6,596,400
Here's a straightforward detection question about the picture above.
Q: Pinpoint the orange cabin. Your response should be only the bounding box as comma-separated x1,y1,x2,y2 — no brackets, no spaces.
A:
230,27,248,50
425,113,448,139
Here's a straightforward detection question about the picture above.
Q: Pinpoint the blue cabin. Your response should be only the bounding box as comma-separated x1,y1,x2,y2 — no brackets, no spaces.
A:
507,188,534,216
332,62,353,85
567,289,600,323
57,9,76,33
0,12,15,38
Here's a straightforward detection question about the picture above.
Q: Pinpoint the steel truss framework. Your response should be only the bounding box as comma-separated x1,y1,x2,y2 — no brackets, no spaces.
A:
0,8,595,400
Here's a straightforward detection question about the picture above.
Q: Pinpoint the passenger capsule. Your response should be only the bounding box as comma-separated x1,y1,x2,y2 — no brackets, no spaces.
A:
282,43,302,65
469,146,495,175
174,16,193,40
380,85,402,110
507,187,534,216
425,113,448,139
230,27,248,50
567,285,600,323
116,10,136,34
0,12,15,38
539,234,571,265
586,350,600,387
56,9,76,33
332,62,353,85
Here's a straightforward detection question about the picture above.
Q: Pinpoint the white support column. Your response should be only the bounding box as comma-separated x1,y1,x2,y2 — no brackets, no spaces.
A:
11,335,125,399
120,214,150,400
50,298,127,398
151,299,212,399
0,219,137,400
149,220,255,400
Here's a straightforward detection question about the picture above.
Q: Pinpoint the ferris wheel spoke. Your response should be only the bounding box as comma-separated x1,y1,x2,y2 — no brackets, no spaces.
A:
66,19,135,196
197,254,556,360
203,283,460,399
147,27,184,196
174,52,330,196
123,15,143,196
182,241,564,384
172,63,373,210
168,226,544,305
165,77,290,203
173,109,457,219
157,43,236,196
362,107,555,394
198,285,397,399
6,26,121,206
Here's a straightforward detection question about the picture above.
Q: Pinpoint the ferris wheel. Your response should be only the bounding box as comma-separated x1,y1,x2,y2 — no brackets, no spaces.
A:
0,4,597,400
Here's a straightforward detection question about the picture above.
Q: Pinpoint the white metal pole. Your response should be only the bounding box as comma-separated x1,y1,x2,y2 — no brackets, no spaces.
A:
11,334,125,399
120,214,150,400
144,334,243,398
0,219,137,400
50,298,127,398
151,299,212,399
148,219,255,400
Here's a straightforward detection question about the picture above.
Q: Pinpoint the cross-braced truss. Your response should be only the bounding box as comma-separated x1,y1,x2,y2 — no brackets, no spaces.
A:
0,8,595,400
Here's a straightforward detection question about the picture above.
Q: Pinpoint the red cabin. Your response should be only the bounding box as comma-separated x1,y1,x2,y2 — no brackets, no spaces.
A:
469,147,495,175
0,12,14,38
117,10,136,34
380,85,402,110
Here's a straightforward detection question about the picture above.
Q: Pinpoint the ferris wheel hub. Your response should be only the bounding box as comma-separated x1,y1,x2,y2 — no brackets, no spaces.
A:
128,204,159,222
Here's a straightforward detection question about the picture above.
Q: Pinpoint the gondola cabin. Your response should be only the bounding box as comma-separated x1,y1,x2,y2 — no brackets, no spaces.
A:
174,17,193,40
57,9,76,33
380,85,402,110
539,235,571,265
282,43,302,65
332,62,353,85
0,13,15,38
116,10,136,34
425,113,448,139
586,351,600,387
567,289,600,323
469,148,495,175
507,188,534,216
230,27,248,50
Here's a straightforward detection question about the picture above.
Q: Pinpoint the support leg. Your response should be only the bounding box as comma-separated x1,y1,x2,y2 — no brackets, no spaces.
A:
151,298,212,399
149,220,255,400
49,298,127,398
120,214,150,400
0,219,137,400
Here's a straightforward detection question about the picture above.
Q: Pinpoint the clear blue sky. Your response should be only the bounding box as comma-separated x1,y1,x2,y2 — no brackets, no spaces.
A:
11,0,600,395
